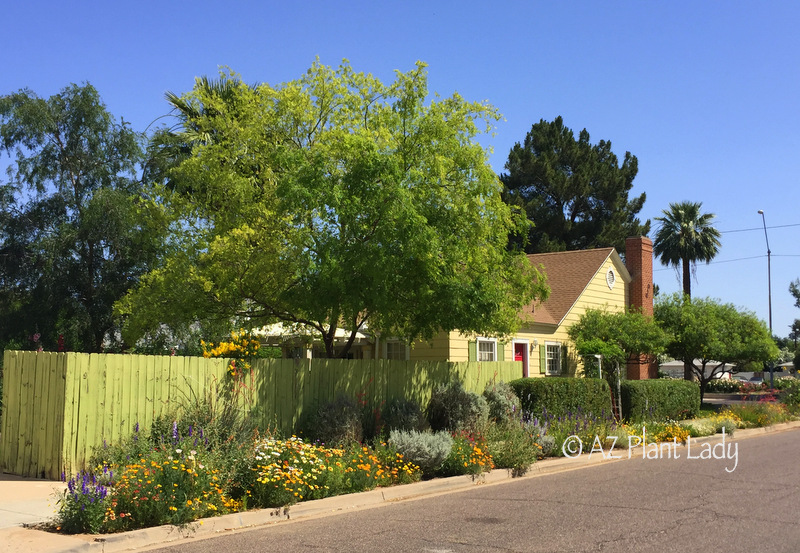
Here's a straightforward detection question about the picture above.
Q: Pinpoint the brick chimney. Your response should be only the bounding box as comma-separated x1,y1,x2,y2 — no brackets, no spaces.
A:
625,236,656,379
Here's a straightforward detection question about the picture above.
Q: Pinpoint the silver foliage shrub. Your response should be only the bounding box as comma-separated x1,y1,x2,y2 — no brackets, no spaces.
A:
389,429,453,475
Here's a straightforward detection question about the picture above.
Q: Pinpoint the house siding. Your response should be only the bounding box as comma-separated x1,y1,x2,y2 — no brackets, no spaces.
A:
408,246,642,379
409,331,451,362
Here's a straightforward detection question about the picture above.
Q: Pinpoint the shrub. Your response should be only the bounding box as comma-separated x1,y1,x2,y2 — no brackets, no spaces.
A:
779,380,800,408
388,429,453,476
620,380,700,422
427,380,489,433
772,376,800,391
485,421,540,476
249,436,340,507
509,377,612,419
704,379,743,393
681,419,716,438
382,398,429,433
483,381,522,424
435,434,493,477
726,402,791,428
306,394,364,447
56,469,112,534
647,421,691,444
106,447,236,532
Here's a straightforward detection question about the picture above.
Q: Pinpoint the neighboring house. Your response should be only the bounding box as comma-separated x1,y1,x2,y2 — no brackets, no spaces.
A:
255,323,377,360
406,236,655,380
257,237,655,380
659,359,735,380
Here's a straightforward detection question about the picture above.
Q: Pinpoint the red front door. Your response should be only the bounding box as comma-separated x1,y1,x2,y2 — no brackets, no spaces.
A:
514,342,528,377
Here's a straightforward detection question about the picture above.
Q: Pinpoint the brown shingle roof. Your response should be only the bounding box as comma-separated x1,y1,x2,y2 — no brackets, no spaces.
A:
524,248,616,325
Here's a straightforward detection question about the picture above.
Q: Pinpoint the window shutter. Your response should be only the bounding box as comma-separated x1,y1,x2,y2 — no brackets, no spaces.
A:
561,344,568,375
468,341,477,362
539,345,547,374
497,343,505,362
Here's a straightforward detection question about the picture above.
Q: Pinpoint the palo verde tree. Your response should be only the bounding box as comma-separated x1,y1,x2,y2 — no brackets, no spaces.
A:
500,116,649,254
118,61,548,358
0,84,161,352
655,294,778,402
567,308,667,382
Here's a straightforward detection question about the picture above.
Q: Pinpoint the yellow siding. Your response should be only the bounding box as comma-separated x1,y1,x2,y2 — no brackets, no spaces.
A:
408,255,631,378
409,331,451,361
447,331,471,362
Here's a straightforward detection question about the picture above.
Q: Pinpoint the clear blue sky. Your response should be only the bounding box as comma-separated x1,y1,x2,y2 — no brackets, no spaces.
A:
3,1,799,339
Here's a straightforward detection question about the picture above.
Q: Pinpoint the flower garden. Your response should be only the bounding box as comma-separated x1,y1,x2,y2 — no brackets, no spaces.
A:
52,337,800,535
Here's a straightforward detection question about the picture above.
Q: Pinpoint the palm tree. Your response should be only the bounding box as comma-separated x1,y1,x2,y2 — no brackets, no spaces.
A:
653,202,722,381
653,201,721,299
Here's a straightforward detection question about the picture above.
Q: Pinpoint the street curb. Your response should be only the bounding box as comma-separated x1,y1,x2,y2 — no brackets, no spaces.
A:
7,420,800,553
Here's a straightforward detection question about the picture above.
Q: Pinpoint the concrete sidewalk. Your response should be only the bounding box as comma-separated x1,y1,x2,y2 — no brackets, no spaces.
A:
3,420,799,553
0,473,63,529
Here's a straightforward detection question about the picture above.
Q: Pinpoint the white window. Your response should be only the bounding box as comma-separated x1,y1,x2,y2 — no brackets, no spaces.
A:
546,342,562,375
386,341,407,360
477,338,497,362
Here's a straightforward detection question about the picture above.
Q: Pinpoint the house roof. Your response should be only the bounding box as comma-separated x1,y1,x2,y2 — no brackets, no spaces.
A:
523,248,625,326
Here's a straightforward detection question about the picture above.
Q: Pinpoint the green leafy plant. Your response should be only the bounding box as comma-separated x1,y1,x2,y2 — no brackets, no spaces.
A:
510,377,613,419
620,379,700,422
55,469,112,534
485,420,540,477
436,432,494,477
388,429,453,476
305,394,364,447
483,381,521,424
427,380,489,433
382,398,429,433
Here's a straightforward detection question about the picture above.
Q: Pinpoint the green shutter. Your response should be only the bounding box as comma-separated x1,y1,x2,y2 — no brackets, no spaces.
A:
539,344,547,374
468,341,477,362
497,342,505,362
561,344,568,375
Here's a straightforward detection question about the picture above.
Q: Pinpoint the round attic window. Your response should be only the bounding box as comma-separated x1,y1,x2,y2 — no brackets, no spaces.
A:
606,268,616,290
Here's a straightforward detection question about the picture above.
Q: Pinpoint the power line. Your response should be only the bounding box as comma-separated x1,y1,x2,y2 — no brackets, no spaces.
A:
652,254,798,272
719,223,800,233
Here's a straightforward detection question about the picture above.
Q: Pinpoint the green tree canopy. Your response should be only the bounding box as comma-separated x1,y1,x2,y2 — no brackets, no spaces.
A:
790,279,800,309
655,294,778,401
0,83,161,352
119,61,548,358
653,201,721,299
567,308,667,379
500,116,649,254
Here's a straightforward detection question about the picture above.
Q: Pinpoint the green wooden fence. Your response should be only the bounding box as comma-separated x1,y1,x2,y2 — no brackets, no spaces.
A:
0,351,521,479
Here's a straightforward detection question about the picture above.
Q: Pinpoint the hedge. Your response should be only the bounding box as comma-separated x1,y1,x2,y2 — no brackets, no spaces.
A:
509,377,613,418
620,380,700,422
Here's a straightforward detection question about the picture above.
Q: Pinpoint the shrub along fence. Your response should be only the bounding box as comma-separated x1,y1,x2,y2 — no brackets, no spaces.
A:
619,380,700,422
0,350,520,479
509,377,613,419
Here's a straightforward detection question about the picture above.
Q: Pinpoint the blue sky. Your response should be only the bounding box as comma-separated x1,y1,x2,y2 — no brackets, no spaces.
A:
3,1,799,338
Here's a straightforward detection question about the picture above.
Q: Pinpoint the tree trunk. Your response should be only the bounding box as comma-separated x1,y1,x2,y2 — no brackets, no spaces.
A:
682,256,691,298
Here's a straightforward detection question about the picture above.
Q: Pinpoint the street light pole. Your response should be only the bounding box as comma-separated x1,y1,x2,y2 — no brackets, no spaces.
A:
758,209,773,388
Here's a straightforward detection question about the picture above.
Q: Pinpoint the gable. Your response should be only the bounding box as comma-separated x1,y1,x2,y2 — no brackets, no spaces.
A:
524,248,631,326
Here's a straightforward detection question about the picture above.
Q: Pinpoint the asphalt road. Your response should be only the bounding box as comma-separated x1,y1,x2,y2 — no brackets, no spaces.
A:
150,430,800,553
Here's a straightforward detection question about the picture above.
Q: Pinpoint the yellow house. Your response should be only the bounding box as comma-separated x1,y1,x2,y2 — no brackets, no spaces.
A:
406,236,655,380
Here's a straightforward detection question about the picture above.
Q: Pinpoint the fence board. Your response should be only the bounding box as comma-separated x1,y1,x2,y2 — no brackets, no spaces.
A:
2,352,525,476
34,353,53,478
1,352,21,474
19,352,38,476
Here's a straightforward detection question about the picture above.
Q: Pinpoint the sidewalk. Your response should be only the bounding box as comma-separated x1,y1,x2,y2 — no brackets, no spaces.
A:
2,420,799,553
